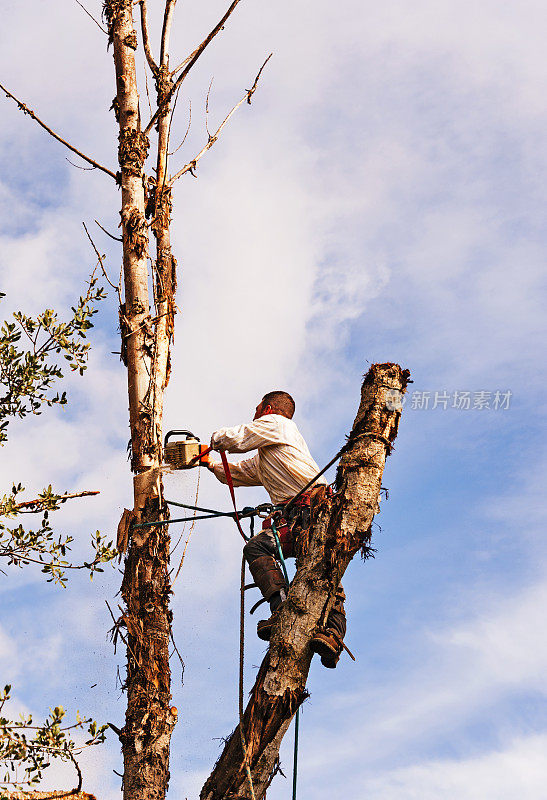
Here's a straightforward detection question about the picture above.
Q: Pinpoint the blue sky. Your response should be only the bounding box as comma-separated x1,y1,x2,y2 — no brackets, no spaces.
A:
1,0,546,798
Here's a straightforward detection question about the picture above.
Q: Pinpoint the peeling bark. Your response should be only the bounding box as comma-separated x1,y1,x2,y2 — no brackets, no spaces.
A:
200,363,410,800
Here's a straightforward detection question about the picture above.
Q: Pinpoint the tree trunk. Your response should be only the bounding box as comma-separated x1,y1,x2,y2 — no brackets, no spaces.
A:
200,362,410,800
104,3,175,800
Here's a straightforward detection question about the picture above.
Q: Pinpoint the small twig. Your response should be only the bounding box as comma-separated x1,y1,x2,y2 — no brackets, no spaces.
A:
170,54,272,183
170,629,185,687
0,82,117,181
9,490,99,512
1,719,92,732
66,158,96,171
108,722,124,740
74,0,108,35
83,222,122,302
68,748,83,793
1,552,98,571
144,0,243,137
246,53,272,102
163,83,182,187
145,67,153,116
168,101,192,156
205,77,214,139
95,218,123,243
139,0,159,76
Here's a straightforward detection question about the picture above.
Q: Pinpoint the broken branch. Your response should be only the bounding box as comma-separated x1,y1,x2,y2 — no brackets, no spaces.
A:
9,490,99,513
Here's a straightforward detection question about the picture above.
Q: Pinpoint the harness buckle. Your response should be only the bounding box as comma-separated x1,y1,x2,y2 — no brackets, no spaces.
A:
256,503,273,519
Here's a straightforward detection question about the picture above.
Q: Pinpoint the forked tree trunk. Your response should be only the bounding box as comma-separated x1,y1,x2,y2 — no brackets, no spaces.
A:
104,3,175,800
200,362,410,799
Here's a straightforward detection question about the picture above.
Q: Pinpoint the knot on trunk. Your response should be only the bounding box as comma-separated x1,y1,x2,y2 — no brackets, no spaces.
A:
118,303,130,365
124,30,138,50
153,249,177,334
150,183,173,230
156,65,175,117
118,128,150,176
120,206,148,259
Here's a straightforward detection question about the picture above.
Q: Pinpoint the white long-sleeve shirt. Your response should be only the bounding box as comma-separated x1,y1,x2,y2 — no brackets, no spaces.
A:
210,414,326,505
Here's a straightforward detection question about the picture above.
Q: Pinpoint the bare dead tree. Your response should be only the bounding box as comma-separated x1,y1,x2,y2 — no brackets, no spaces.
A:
200,363,410,799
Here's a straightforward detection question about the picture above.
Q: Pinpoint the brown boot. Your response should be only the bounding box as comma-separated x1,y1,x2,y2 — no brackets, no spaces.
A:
310,628,343,669
257,612,278,641
248,555,288,641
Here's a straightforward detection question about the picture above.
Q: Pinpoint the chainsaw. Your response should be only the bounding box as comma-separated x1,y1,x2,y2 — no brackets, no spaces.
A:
163,430,209,470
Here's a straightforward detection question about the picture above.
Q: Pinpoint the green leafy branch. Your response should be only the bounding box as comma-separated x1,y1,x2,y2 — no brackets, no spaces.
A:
0,276,106,445
0,484,117,586
0,685,108,791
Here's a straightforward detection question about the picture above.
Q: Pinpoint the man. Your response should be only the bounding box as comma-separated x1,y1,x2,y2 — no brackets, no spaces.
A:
204,390,347,668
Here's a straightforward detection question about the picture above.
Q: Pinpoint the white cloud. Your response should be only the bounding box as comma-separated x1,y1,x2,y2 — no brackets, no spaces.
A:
355,734,547,800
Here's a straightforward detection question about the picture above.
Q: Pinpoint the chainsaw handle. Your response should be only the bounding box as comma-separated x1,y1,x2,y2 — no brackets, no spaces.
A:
164,429,200,446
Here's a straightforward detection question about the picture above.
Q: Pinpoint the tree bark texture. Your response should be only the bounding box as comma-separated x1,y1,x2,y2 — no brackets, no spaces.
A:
200,363,411,800
104,3,175,800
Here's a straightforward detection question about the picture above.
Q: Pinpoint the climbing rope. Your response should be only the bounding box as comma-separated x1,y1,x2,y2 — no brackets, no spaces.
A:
292,703,300,800
271,518,300,800
239,556,256,800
